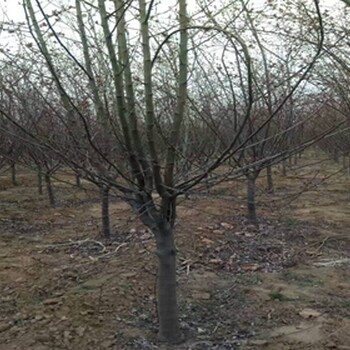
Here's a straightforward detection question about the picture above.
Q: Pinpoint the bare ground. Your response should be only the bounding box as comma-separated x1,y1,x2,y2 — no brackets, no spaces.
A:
0,152,350,350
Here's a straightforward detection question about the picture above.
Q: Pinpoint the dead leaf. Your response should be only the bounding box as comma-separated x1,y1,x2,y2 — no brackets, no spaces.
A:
201,238,215,246
220,222,234,230
209,258,223,265
242,263,261,271
192,292,211,300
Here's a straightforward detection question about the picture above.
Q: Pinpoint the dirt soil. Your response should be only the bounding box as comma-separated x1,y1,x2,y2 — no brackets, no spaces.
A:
0,152,350,350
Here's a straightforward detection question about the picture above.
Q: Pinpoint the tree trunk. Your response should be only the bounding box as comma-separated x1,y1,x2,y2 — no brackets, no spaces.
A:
294,153,298,165
282,159,287,176
247,175,258,224
37,166,43,195
266,165,274,194
45,172,56,208
76,174,81,188
154,223,181,343
334,149,339,163
100,185,111,238
11,163,18,186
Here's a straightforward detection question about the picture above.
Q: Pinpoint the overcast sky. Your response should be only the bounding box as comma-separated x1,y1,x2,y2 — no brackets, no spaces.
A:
0,0,345,50
1,0,343,23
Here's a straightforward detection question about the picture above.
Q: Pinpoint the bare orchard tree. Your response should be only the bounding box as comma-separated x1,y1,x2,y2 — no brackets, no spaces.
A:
193,0,327,224
0,0,324,343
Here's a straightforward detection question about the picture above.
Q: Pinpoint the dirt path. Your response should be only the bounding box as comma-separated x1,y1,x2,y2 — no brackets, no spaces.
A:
0,154,349,350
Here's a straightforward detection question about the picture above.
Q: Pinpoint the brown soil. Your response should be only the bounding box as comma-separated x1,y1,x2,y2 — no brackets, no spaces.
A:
0,152,350,350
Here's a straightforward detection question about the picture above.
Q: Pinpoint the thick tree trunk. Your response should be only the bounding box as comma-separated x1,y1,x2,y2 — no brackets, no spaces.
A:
266,165,274,194
247,175,258,224
100,185,111,238
154,223,181,343
44,172,56,208
11,163,18,186
37,166,43,195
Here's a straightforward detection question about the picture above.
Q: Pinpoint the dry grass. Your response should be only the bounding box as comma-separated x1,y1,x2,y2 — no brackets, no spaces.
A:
0,151,350,349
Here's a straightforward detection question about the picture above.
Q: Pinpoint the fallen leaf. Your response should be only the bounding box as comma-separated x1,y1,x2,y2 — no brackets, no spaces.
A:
201,238,215,246
192,292,211,300
243,263,261,271
220,222,234,230
209,258,223,265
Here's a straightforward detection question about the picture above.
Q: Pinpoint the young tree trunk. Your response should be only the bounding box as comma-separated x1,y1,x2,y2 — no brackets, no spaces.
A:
294,153,298,165
11,163,18,186
37,166,43,195
342,155,347,170
334,149,339,163
76,174,81,188
266,165,274,194
282,159,287,176
154,223,181,343
44,172,56,208
99,185,111,238
247,175,258,224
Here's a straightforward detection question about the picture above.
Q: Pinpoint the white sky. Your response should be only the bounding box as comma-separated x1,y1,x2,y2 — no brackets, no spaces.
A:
0,0,346,50
1,0,343,23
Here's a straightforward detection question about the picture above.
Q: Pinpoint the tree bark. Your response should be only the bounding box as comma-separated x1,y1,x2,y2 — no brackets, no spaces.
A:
154,223,181,343
247,175,258,224
294,153,298,165
334,149,339,163
44,172,56,208
266,165,274,194
100,185,111,238
11,163,18,186
282,159,287,176
37,166,43,195
76,174,81,188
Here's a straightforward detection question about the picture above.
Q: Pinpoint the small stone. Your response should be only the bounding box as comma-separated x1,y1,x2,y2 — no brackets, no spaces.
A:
121,272,136,278
100,339,115,348
63,330,71,340
299,308,321,319
249,339,268,346
35,333,51,343
0,323,12,332
43,298,61,305
197,327,206,334
192,292,211,300
76,326,86,337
